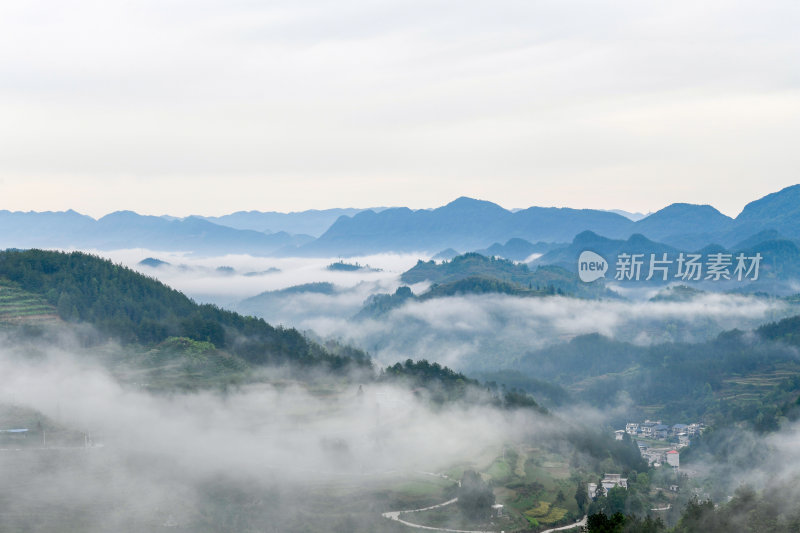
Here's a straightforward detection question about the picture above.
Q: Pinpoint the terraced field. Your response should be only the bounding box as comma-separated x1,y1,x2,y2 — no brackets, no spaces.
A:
0,282,59,325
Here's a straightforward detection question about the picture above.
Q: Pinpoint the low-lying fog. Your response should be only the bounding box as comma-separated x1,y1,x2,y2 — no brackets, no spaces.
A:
0,339,549,532
98,249,423,307
89,250,800,372
4,249,793,531
2,332,800,532
0,345,532,478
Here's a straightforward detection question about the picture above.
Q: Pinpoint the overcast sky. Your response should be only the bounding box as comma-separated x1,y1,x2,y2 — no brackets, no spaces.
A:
0,0,798,218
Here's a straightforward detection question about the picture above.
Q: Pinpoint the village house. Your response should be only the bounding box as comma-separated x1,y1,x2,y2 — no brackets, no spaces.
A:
643,449,666,466
687,423,704,436
671,423,688,436
666,450,680,468
588,474,628,500
653,424,670,440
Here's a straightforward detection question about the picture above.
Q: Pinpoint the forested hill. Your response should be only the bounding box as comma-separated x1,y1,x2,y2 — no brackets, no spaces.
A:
401,253,615,298
0,249,370,370
508,322,800,430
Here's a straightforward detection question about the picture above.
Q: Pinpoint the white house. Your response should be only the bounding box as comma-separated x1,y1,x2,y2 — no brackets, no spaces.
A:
666,450,679,468
640,421,658,438
687,423,704,436
588,474,628,499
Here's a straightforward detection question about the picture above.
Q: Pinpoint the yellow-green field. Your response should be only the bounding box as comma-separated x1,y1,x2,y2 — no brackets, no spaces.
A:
0,282,59,325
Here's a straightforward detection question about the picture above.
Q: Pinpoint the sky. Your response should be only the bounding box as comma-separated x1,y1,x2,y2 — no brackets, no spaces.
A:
0,0,798,218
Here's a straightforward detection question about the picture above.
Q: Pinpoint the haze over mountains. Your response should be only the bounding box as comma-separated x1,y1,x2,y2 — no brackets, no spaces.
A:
199,207,387,237
1,185,798,259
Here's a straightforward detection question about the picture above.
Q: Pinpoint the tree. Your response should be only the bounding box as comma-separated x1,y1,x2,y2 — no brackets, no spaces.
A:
457,470,495,519
57,291,78,321
575,482,588,513
587,512,625,533
605,486,627,515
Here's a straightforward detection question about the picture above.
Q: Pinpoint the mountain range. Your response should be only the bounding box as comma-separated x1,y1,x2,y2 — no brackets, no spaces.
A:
197,207,386,237
300,185,800,255
1,185,798,258
0,210,312,255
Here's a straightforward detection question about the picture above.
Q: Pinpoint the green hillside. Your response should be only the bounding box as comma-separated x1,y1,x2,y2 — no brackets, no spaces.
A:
509,324,800,430
420,276,556,300
401,253,614,298
0,249,371,373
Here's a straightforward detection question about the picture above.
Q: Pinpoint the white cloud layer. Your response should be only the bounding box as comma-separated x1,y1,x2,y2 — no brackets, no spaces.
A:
84,251,799,371
0,1,798,216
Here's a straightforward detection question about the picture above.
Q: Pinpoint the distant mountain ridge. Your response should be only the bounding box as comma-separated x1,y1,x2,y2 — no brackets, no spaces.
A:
726,184,800,242
299,197,634,255
533,229,800,293
198,207,387,237
293,185,800,256
629,203,734,249
1,185,798,257
474,238,565,261
0,210,312,256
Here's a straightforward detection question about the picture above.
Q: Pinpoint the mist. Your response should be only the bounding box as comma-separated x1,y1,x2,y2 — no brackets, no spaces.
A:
252,291,797,372
93,249,425,307
3,250,799,530
78,251,799,372
0,331,555,532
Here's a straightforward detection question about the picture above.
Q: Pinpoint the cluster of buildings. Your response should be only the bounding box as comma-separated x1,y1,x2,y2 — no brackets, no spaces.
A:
588,420,705,500
616,419,704,448
610,419,706,471
638,444,680,468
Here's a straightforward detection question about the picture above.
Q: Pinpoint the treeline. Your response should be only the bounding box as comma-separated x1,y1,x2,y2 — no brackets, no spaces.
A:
586,512,665,533
513,325,800,430
379,358,546,411
379,358,478,403
0,249,371,370
420,276,558,299
757,314,800,346
400,252,613,298
587,484,800,532
355,276,561,320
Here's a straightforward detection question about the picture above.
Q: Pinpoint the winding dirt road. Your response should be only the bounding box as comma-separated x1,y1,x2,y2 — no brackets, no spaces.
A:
382,471,586,533
382,498,495,533
539,516,587,533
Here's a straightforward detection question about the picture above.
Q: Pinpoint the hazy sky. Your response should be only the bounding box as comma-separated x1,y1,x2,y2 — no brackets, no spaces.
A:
0,0,798,218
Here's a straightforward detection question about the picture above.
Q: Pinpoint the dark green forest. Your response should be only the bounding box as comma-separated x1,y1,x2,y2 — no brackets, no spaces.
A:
510,325,800,430
587,484,800,532
400,253,615,298
0,249,371,371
